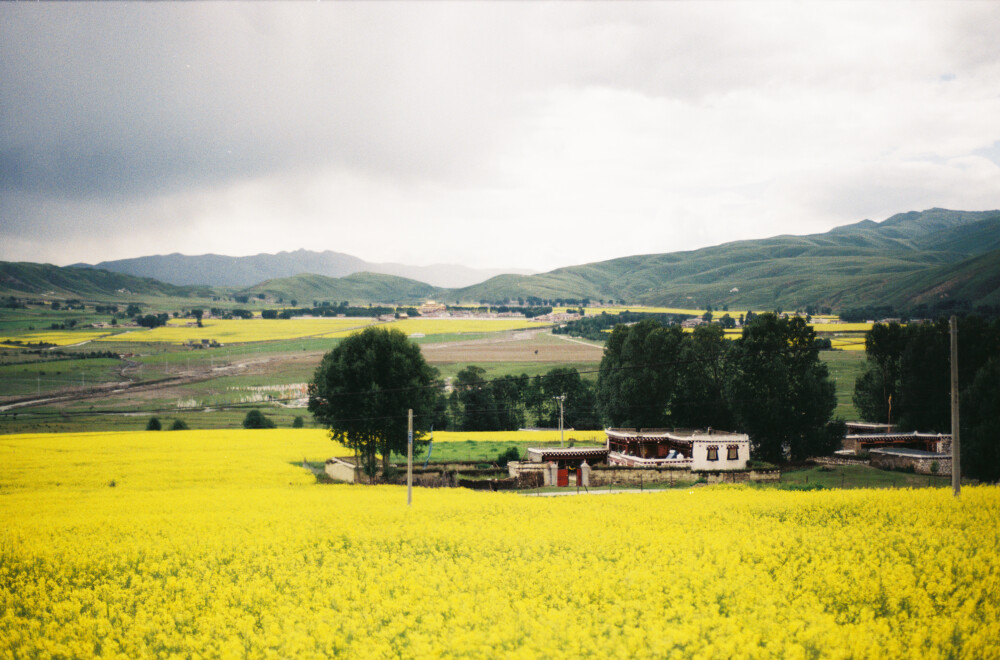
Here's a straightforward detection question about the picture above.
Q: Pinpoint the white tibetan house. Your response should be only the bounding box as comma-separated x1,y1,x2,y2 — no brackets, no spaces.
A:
606,428,751,471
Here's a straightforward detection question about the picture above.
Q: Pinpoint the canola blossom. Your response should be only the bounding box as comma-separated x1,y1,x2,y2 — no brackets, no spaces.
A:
94,318,376,345
1,431,998,659
85,317,547,345
1,329,122,346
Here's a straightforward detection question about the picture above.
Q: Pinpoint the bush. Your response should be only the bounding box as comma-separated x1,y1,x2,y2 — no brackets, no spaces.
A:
146,417,162,431
496,447,521,467
170,419,189,431
292,416,305,428
243,409,276,429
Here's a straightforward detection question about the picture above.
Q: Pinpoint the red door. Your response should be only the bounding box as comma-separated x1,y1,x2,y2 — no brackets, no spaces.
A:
575,469,583,486
557,468,569,487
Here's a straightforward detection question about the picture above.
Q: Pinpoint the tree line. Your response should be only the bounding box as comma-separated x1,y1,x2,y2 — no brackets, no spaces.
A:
308,314,842,475
853,316,1000,482
554,311,694,341
596,316,840,464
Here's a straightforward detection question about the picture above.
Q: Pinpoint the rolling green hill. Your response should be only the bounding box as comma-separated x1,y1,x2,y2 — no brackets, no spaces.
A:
455,209,1000,309
0,262,213,299
241,272,442,305
5,208,999,311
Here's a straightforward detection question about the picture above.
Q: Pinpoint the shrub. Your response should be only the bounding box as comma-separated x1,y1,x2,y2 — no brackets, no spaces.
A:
292,416,304,428
146,417,162,431
496,447,521,467
170,419,189,431
243,409,276,429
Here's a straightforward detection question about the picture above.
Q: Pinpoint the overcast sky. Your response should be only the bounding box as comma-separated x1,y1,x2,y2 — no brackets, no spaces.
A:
2,2,999,272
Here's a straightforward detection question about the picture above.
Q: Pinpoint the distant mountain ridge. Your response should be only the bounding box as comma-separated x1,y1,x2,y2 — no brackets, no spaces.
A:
453,208,1000,308
243,272,442,305
75,249,534,289
7,208,999,309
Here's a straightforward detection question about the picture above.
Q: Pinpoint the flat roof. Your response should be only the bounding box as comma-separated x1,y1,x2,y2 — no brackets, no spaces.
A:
870,447,949,458
528,447,608,456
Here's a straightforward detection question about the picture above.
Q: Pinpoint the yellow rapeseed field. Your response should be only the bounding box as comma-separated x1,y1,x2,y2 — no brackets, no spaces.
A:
1,329,120,346
2,430,997,658
87,317,547,345
95,318,376,345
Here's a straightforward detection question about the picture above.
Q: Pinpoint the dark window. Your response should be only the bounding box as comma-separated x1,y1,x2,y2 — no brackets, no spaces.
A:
727,445,739,461
707,446,719,461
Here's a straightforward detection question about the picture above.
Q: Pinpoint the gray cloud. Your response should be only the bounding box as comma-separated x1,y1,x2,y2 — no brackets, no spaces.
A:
1,2,999,269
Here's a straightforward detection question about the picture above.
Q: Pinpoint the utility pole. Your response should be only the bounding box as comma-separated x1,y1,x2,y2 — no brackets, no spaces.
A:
407,409,413,506
950,316,961,497
553,394,566,447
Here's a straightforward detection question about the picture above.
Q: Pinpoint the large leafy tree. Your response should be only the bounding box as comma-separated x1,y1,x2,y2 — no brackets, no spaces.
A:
491,374,528,431
308,327,438,476
728,314,838,463
853,322,906,425
672,324,735,430
540,367,601,430
453,366,500,431
962,357,1000,483
596,319,684,428
896,321,950,431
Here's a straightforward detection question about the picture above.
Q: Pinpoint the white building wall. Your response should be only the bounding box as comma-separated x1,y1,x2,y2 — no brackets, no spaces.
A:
691,437,750,471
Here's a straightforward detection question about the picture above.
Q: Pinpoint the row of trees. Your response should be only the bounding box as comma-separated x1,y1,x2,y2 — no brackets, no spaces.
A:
596,316,840,463
308,315,842,474
446,365,599,432
853,317,1000,481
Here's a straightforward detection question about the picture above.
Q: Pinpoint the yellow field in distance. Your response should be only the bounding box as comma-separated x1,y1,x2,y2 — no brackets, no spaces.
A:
1,328,121,346
320,317,552,340
93,317,375,345
2,430,997,658
85,317,551,345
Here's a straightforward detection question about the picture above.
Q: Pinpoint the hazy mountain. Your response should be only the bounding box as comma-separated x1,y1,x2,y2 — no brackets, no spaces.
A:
243,272,442,305
76,250,534,288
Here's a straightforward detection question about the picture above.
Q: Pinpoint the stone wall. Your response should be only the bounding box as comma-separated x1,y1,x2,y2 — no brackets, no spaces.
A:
701,469,781,484
812,456,870,467
869,452,952,476
589,465,693,487
324,458,359,484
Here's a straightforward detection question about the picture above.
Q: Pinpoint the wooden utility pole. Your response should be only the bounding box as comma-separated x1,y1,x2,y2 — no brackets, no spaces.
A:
950,316,961,497
407,408,413,506
553,394,566,447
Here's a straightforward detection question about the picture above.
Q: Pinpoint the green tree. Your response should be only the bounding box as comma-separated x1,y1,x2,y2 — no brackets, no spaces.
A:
242,409,277,429
491,374,528,431
146,416,161,431
727,314,837,463
853,322,905,425
596,319,684,428
453,366,499,431
308,327,438,475
962,357,1000,483
897,321,950,432
292,416,305,428
541,367,600,430
673,324,734,431
170,419,189,430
